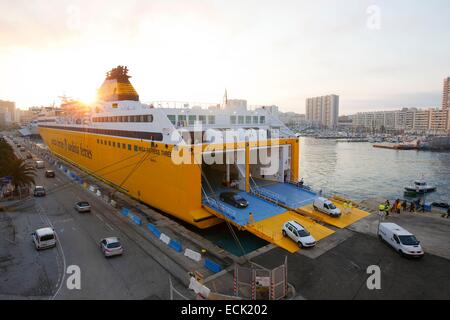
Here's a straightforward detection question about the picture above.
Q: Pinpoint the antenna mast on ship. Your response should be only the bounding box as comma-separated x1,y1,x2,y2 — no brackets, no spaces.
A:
222,88,228,109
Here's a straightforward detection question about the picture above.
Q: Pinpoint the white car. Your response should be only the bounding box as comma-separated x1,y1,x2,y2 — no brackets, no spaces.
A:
378,223,424,258
74,201,91,213
282,221,316,248
32,227,56,250
313,197,341,217
100,237,123,257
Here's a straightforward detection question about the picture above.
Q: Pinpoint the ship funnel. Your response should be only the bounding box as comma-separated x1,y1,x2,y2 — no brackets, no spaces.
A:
97,65,140,102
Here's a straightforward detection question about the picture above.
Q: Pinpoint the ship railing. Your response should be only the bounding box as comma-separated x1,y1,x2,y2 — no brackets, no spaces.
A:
251,185,288,206
145,100,284,112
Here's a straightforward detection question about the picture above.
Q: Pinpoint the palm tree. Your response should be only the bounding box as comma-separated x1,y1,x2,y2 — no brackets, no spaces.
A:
0,139,16,188
8,158,36,197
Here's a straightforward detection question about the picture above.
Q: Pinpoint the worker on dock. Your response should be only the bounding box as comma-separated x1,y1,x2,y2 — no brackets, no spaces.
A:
396,200,402,214
247,212,255,225
401,200,408,212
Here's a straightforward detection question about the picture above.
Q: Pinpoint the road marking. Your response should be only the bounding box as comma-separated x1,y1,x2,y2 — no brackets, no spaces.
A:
95,214,113,230
53,218,74,224
104,222,114,231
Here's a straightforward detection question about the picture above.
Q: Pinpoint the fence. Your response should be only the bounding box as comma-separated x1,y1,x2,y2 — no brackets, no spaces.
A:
234,257,288,300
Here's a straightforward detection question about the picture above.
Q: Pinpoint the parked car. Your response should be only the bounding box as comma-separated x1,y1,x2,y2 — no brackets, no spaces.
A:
313,197,341,217
31,227,56,250
74,201,91,213
100,237,123,257
19,146,26,152
282,221,316,248
35,160,45,169
33,186,46,197
45,170,55,178
219,192,249,208
378,222,424,258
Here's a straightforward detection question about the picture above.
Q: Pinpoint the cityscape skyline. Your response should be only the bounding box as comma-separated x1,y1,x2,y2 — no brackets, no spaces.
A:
0,0,449,114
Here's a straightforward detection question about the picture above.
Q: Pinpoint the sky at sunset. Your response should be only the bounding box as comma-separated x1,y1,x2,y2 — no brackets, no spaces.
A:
0,0,449,114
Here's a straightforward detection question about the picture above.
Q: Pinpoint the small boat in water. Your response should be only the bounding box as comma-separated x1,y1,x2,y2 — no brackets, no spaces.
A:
404,179,436,193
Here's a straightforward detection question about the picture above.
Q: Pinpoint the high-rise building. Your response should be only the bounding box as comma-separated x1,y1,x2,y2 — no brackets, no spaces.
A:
305,94,339,128
443,77,450,110
0,100,16,126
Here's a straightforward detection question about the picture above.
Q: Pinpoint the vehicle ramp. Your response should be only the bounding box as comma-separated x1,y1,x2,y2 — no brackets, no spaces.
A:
202,189,334,253
252,181,370,229
298,200,370,229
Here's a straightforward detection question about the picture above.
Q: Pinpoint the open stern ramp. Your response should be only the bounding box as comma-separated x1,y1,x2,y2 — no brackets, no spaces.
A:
298,200,371,229
253,181,370,229
202,190,335,253
253,180,317,208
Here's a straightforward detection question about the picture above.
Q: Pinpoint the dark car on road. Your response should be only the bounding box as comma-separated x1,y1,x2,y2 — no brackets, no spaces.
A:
45,170,55,178
219,192,249,208
33,186,46,197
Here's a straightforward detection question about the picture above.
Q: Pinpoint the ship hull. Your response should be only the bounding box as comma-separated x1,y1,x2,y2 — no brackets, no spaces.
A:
39,126,222,229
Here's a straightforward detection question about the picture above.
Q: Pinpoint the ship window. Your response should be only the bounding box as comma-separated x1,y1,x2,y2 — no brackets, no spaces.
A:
246,116,252,124
97,139,99,144
108,141,111,146
124,116,129,122
142,115,148,122
238,116,244,124
167,115,176,125
188,115,196,125
117,142,121,148
199,115,206,124
208,115,215,124
103,140,107,145
122,143,126,149
260,116,265,124
128,144,131,150
112,142,116,147
134,145,138,151
231,115,236,124
253,116,258,123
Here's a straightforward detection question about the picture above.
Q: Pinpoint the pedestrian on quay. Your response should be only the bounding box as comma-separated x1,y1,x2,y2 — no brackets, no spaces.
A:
419,199,425,212
401,200,408,212
391,199,398,214
384,200,391,217
396,200,402,214
442,207,450,218
409,201,416,212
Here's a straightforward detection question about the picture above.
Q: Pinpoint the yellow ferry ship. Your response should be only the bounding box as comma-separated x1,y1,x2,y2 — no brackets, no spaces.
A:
39,66,358,252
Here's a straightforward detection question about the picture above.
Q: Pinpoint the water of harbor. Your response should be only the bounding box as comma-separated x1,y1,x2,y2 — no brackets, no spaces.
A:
299,137,450,203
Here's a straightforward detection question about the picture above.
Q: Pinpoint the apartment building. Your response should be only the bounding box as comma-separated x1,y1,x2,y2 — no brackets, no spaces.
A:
353,107,450,133
306,94,339,128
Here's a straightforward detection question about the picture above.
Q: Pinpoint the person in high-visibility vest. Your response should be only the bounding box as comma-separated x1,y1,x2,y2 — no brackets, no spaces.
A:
347,201,353,213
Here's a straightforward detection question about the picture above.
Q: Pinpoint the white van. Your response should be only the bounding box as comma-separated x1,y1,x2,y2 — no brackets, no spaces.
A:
32,227,57,250
313,197,341,217
378,223,424,258
35,160,45,169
